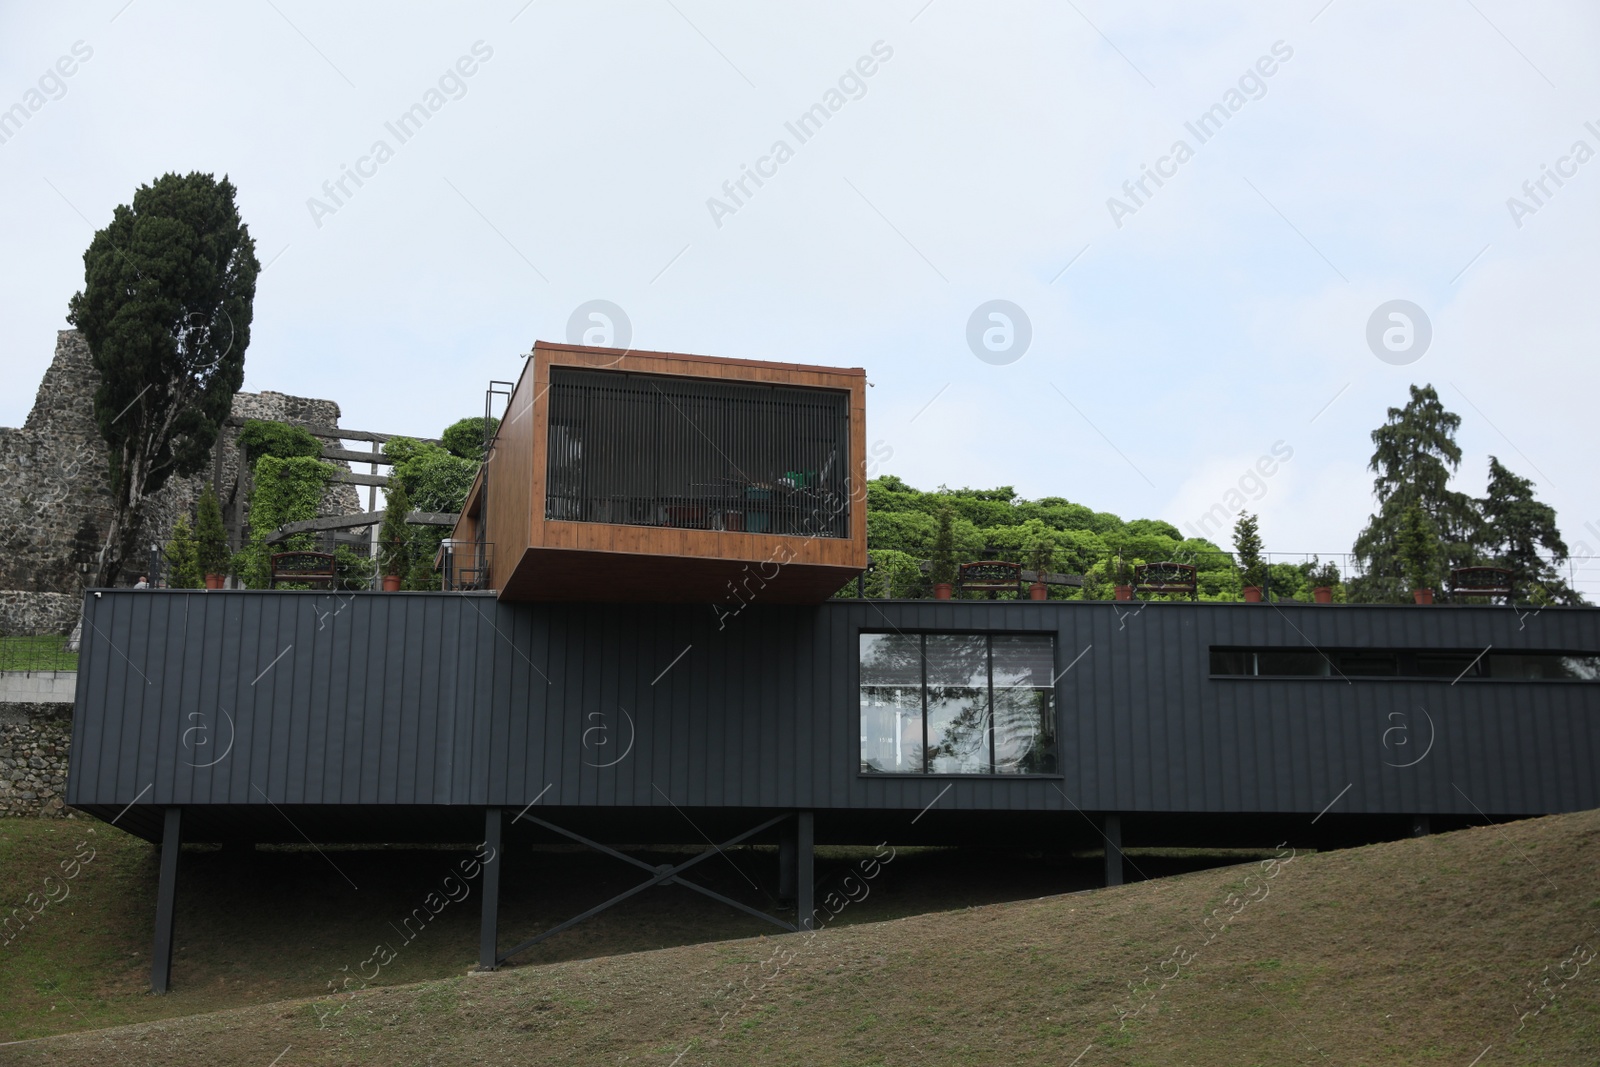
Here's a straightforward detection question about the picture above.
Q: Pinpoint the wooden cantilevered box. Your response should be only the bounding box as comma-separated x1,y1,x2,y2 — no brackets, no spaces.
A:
453,341,868,602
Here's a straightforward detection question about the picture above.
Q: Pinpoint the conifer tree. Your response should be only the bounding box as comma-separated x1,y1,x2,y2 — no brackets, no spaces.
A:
68,172,258,585
1351,385,1480,602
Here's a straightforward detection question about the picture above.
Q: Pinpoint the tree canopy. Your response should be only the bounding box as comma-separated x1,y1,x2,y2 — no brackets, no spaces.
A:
383,432,483,589
861,478,1246,599
1351,385,1480,601
1349,385,1581,604
1480,456,1577,603
440,416,499,461
67,172,259,585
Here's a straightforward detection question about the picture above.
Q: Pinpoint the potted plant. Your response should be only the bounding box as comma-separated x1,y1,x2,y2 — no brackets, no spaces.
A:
378,481,411,592
1108,553,1133,601
1233,512,1266,602
1308,558,1340,604
930,504,956,600
195,485,230,590
164,516,202,590
1027,539,1053,601
1397,504,1437,604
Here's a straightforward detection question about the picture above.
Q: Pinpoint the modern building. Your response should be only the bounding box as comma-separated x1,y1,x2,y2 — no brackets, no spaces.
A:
64,344,1600,993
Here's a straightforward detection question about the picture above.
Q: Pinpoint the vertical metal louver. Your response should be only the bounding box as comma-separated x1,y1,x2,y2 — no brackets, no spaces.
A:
545,368,851,538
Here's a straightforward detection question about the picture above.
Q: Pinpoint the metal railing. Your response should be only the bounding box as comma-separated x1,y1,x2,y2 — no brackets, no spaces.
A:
439,541,493,591
0,634,78,673
843,550,1587,603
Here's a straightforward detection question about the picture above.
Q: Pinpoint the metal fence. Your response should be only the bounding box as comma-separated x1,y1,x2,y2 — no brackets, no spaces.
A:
545,367,852,539
131,526,451,591
0,634,78,673
846,549,1586,603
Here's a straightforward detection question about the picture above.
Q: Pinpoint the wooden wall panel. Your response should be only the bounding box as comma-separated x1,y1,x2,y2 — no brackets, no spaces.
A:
495,341,868,601
456,357,538,592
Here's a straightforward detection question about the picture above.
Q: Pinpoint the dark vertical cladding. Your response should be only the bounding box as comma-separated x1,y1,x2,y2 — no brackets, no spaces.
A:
544,367,851,539
68,592,1600,829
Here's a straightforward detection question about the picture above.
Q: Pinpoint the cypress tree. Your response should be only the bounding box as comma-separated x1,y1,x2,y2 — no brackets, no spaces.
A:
67,172,259,585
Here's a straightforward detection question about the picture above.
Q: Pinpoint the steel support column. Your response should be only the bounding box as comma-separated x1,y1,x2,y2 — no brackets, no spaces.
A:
778,830,797,902
150,807,182,994
478,808,502,971
1103,814,1124,888
796,811,815,930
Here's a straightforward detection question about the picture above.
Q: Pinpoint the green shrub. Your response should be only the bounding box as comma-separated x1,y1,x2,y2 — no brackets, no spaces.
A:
440,417,499,461
384,436,478,515
334,545,375,591
236,455,333,588
864,550,926,598
238,419,322,466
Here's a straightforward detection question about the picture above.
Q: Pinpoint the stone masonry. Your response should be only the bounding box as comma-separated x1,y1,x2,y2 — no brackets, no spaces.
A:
0,702,72,817
0,330,362,601
0,592,80,636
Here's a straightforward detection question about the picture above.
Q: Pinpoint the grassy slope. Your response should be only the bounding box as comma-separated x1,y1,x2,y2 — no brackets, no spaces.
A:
3,810,1598,1065
5,819,1176,1044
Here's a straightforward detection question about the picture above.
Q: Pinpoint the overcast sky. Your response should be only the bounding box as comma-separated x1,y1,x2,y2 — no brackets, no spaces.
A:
3,1,1596,592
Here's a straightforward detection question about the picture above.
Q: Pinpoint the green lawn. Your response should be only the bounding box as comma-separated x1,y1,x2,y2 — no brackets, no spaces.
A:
0,635,78,672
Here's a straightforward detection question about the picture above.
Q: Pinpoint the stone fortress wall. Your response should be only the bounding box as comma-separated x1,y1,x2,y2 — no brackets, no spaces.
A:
0,330,368,817
0,329,363,618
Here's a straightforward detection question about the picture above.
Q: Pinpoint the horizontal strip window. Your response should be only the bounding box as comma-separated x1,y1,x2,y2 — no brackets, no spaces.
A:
860,632,1056,775
1211,647,1600,681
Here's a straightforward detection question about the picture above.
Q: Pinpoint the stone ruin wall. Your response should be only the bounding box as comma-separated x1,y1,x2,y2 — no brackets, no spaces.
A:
0,703,71,817
0,329,363,622
0,333,370,817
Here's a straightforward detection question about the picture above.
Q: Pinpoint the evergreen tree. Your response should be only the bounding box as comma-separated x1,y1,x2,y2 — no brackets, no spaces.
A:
379,481,412,579
1350,385,1481,602
195,484,230,577
1395,504,1440,594
68,172,259,585
1480,456,1581,603
163,516,201,589
930,504,957,586
1232,512,1266,589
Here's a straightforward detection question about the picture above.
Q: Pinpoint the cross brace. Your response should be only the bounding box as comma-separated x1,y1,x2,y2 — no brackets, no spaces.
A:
496,812,795,966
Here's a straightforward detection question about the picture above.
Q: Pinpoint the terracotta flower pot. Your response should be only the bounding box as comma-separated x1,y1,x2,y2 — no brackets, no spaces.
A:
204,574,225,590
1413,588,1433,605
933,582,953,600
1114,584,1133,601
1029,582,1048,601
1312,586,1333,604
1242,586,1263,603
382,574,402,592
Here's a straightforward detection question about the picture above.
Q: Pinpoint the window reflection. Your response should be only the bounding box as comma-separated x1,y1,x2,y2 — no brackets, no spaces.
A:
860,632,1056,775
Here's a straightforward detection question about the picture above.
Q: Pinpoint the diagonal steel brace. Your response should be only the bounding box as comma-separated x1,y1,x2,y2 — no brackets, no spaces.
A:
497,812,794,965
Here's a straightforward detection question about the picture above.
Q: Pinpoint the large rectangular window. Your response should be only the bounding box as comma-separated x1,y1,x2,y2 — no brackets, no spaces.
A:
545,367,851,538
860,633,1056,775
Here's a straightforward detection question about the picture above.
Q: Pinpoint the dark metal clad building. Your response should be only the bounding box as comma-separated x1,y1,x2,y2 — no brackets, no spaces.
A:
70,590,1600,829
66,589,1600,987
